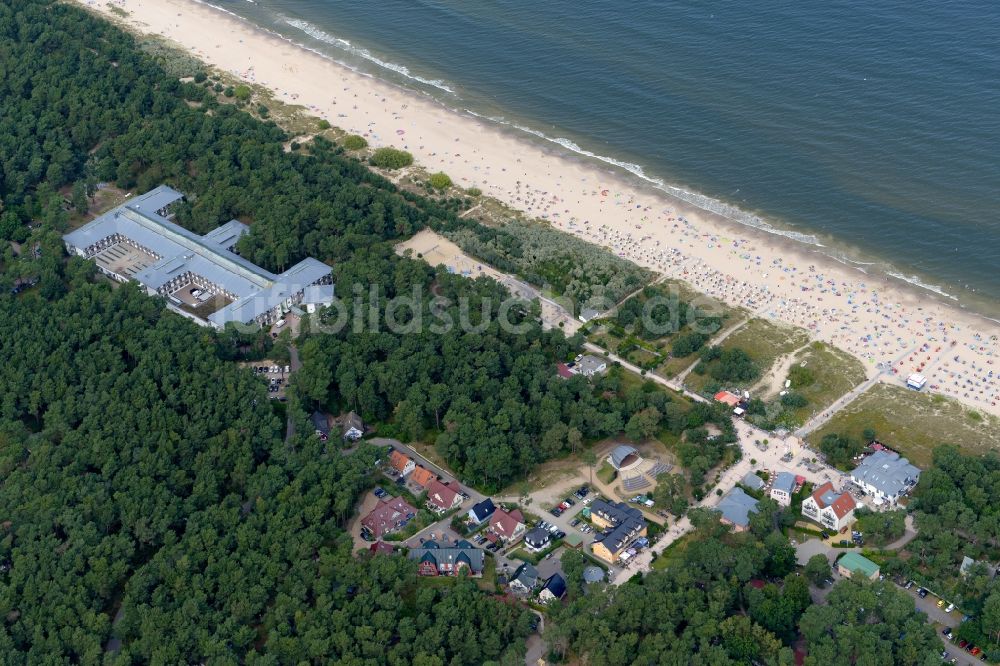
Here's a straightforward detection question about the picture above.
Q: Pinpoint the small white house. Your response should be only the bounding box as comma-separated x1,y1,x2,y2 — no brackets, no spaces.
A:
770,472,796,507
801,482,856,532
575,355,607,377
906,373,927,390
342,412,364,441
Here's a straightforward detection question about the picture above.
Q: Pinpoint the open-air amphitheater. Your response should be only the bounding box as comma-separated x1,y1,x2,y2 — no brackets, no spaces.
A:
607,444,672,492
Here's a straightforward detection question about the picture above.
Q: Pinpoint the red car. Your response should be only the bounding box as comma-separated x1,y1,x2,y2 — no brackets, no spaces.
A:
971,647,981,656
959,640,968,649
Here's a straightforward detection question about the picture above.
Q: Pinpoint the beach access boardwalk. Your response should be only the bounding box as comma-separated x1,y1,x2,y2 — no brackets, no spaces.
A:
794,343,920,438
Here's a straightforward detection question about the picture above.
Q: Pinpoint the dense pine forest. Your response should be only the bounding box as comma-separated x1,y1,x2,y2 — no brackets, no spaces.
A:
0,1,972,664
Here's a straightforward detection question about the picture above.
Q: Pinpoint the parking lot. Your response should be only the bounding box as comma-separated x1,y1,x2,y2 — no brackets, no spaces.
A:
239,359,291,399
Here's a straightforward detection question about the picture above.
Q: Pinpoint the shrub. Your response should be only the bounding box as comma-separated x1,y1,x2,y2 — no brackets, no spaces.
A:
342,134,368,150
257,105,269,118
428,172,452,190
317,119,331,130
466,187,482,197
213,83,223,93
234,84,252,101
223,86,235,98
370,147,413,169
788,364,816,388
193,71,207,83
780,391,808,409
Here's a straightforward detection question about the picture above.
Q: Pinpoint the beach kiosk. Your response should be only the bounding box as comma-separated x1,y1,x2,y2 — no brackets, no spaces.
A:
906,373,927,391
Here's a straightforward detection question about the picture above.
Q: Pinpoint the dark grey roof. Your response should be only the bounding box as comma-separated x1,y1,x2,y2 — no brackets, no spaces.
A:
741,472,765,491
576,355,607,375
772,472,796,494
342,412,364,432
590,499,646,556
850,451,921,497
541,573,566,599
716,488,759,528
524,527,551,548
513,562,538,588
469,498,496,522
583,566,604,583
407,540,485,571
609,445,639,469
311,411,329,435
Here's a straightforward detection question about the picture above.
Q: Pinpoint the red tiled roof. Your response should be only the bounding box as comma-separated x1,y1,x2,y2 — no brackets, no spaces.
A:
490,508,525,538
389,450,412,473
369,541,395,555
556,363,574,379
811,481,835,503
830,493,856,518
362,496,417,538
811,481,856,518
714,391,741,407
410,466,436,488
426,479,459,511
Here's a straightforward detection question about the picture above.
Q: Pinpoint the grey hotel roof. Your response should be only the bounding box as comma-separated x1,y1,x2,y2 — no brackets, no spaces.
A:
850,451,921,497
63,186,330,327
717,488,759,528
772,471,796,495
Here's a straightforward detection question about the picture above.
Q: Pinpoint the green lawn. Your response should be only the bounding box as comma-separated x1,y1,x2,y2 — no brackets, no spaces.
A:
724,319,811,376
783,342,867,425
806,383,1000,467
651,532,694,570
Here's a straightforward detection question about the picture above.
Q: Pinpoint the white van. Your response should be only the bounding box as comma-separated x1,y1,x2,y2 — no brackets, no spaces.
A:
274,319,286,329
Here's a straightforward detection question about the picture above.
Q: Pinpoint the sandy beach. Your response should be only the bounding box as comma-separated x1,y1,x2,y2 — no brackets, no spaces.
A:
83,0,1000,417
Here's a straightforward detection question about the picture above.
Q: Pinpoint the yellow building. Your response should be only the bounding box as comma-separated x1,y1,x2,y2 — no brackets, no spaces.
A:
588,499,647,563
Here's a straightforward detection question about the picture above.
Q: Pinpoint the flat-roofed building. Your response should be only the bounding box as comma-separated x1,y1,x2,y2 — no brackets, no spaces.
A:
63,186,332,329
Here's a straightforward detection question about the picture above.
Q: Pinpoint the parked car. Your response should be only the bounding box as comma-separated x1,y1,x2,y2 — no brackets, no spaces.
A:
550,507,563,517
937,599,946,608
904,580,914,589
373,487,387,498
918,588,929,598
820,531,830,539
563,497,575,506
570,518,581,527
554,531,565,540
945,603,955,613
942,627,952,637
959,640,968,649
